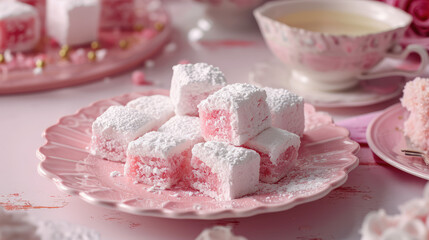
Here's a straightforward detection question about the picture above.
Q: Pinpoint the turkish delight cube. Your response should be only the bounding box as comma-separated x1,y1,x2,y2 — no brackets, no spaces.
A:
263,87,304,137
158,115,204,145
126,95,174,130
170,63,226,116
100,0,135,29
190,141,260,200
198,83,271,146
244,127,300,183
0,1,41,52
46,0,100,46
90,106,157,162
125,132,194,188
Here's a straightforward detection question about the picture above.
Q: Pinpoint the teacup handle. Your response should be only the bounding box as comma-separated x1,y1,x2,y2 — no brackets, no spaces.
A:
357,44,428,80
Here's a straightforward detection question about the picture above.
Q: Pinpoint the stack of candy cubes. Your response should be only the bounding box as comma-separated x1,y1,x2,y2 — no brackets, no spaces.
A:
90,62,305,200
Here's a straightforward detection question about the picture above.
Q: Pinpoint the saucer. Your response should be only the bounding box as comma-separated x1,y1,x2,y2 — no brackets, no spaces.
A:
249,59,406,108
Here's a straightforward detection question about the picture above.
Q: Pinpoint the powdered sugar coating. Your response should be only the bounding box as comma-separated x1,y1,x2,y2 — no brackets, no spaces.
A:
263,87,304,137
191,141,260,200
158,115,203,144
127,131,192,159
401,78,429,152
244,127,300,164
92,106,156,142
170,63,226,116
126,95,174,129
198,83,271,145
0,1,37,19
90,106,157,161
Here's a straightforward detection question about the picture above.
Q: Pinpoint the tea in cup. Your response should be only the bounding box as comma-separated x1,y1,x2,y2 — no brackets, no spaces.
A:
254,0,428,91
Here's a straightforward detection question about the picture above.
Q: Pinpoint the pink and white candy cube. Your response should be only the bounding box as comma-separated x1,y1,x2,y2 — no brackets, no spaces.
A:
264,87,304,137
198,83,271,146
170,63,226,116
125,132,195,188
90,106,157,162
0,1,41,52
190,141,260,200
244,127,300,183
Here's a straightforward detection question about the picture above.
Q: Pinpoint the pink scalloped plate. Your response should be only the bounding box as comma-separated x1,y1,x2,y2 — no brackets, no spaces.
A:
37,89,360,219
0,1,170,95
367,103,429,180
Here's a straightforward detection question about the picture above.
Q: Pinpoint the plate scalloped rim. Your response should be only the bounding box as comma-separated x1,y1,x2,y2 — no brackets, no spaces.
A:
37,90,360,219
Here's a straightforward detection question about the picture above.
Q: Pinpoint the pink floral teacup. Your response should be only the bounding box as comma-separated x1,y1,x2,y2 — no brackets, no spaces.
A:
254,0,428,91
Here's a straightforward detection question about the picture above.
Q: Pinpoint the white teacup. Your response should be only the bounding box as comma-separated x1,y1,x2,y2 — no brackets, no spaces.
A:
254,0,428,91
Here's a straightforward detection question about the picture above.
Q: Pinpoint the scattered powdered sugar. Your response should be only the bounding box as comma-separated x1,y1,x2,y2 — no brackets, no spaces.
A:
109,171,121,178
256,168,334,201
194,204,202,210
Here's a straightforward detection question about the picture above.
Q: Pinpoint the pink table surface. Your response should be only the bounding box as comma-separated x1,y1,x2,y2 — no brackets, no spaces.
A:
0,1,427,239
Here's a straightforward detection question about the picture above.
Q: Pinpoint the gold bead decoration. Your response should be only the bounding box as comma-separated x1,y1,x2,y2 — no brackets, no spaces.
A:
0,54,4,64
35,59,46,68
59,45,70,59
134,24,144,32
119,39,129,50
154,22,164,32
91,41,100,50
87,51,96,62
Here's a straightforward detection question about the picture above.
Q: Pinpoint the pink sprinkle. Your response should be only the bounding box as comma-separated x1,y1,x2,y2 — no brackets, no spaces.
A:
141,29,158,40
178,59,190,64
132,70,151,86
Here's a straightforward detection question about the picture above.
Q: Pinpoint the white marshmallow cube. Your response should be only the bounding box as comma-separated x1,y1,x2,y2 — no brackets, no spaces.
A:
46,0,100,46
170,63,226,116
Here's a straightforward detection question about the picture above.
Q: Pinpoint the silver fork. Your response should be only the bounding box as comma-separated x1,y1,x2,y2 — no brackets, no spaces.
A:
401,149,429,165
